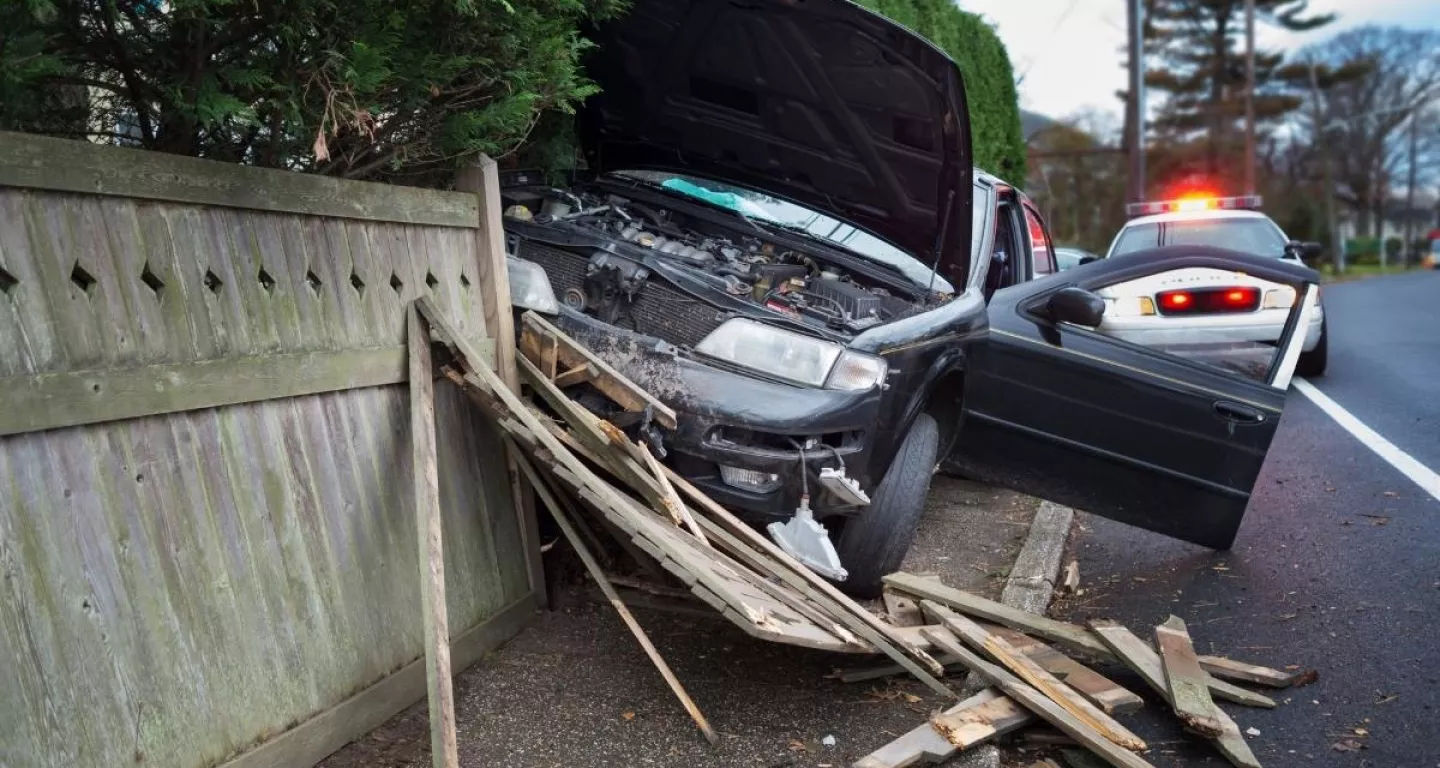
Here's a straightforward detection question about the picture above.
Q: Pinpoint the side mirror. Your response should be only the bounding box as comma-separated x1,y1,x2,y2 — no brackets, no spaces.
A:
1286,241,1323,264
1047,287,1106,327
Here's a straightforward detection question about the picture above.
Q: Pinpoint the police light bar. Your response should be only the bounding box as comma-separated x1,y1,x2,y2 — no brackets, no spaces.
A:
1125,195,1263,217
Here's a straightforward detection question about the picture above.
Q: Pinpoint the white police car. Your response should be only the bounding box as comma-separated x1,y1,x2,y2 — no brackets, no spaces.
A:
1098,195,1327,377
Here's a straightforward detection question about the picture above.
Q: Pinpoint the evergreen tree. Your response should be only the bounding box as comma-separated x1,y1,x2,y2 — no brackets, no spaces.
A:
1144,0,1335,190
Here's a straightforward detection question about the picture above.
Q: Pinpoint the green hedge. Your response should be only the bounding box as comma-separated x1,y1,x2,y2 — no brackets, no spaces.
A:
856,0,1027,183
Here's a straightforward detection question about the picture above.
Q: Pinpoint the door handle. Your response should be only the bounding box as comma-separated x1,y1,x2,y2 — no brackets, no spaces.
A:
1213,401,1266,424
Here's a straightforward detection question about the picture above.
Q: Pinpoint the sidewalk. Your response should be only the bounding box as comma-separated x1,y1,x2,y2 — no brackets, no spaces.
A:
320,476,1059,768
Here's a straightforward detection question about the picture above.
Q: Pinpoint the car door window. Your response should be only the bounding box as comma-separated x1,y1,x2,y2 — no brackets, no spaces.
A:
1061,267,1317,384
984,202,1023,299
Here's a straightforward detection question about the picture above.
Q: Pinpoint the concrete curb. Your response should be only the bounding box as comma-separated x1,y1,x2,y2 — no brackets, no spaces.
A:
951,500,1074,768
1000,501,1075,614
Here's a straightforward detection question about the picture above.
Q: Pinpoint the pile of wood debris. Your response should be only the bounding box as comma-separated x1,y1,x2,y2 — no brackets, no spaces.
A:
412,299,1309,768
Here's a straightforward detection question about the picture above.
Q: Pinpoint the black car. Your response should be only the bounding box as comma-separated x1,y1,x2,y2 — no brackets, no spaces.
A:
499,0,1320,596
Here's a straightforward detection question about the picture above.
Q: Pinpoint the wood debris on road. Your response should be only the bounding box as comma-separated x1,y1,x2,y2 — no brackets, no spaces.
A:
414,299,1311,765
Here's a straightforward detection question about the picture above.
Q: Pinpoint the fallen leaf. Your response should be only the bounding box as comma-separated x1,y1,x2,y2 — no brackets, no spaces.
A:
1212,565,1231,572
1376,693,1400,704
312,128,330,162
1383,491,1398,498
901,693,922,704
1133,577,1149,582
428,84,441,97
1294,669,1321,687
1246,727,1261,737
1359,514,1390,526
788,739,808,753
1354,727,1369,737
1324,486,1337,493
1332,739,1365,752
1278,612,1298,621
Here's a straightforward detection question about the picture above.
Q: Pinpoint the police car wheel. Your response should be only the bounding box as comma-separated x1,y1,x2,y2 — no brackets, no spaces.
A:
1296,317,1328,378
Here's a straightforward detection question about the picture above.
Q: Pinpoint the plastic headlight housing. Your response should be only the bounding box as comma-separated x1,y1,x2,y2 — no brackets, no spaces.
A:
506,256,560,314
1262,287,1296,309
695,318,887,390
1103,296,1156,317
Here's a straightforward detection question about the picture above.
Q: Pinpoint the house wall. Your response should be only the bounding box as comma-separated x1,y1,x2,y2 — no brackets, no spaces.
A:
0,133,537,768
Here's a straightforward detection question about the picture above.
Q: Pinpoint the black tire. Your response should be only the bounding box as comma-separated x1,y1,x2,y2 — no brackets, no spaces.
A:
835,413,939,598
1296,317,1328,378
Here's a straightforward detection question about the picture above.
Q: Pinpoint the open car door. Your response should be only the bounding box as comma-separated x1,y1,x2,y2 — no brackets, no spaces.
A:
948,245,1321,549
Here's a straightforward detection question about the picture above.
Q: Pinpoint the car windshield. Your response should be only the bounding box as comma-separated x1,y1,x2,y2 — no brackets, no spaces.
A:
612,170,954,294
1111,218,1288,258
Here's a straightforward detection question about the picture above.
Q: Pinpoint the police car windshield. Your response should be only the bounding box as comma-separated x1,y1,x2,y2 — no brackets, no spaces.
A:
1112,219,1288,258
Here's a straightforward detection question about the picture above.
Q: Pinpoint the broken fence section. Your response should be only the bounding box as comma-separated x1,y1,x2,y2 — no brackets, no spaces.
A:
412,297,1312,767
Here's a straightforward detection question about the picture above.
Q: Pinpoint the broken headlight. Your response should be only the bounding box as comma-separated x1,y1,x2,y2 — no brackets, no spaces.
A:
506,256,560,314
695,318,887,390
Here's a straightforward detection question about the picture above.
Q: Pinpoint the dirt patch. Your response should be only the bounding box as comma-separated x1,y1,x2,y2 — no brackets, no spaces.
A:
321,475,1040,768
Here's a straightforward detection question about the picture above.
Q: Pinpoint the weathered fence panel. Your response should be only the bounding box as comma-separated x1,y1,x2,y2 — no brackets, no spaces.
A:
0,133,535,768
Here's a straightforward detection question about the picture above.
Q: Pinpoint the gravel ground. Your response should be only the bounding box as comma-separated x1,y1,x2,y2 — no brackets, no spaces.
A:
321,475,1039,768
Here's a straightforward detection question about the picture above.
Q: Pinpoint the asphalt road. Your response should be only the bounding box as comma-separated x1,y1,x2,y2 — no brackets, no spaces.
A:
1052,270,1440,767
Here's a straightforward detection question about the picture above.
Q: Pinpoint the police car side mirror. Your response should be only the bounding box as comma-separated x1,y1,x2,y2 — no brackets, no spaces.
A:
1048,287,1106,327
1286,240,1323,264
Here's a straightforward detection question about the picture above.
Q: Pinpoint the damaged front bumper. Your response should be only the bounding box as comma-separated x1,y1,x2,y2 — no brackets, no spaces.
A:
548,308,882,524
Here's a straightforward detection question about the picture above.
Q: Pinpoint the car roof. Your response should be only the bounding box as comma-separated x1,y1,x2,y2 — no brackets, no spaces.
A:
1122,209,1274,227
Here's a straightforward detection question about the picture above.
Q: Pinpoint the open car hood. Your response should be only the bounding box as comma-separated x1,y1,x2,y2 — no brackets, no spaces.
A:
580,0,974,290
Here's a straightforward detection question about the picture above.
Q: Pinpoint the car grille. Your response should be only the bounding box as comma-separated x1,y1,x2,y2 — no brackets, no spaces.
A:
517,240,724,349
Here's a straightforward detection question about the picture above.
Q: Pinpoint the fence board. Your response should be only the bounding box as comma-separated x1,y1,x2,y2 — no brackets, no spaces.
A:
0,142,526,768
0,131,478,228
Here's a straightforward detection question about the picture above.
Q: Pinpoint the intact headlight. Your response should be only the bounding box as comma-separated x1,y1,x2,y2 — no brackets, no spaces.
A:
695,318,888,390
1102,295,1156,317
506,256,560,314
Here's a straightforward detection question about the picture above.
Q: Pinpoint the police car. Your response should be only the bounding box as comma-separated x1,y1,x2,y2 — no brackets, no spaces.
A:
1098,195,1327,377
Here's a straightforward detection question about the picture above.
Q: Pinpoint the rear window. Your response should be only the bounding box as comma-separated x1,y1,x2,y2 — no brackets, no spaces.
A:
1111,219,1288,258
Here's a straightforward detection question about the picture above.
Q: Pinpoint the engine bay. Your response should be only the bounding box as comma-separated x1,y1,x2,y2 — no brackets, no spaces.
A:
501,181,930,340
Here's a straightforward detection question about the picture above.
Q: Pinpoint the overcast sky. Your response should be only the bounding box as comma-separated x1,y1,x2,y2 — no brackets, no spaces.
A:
959,0,1440,128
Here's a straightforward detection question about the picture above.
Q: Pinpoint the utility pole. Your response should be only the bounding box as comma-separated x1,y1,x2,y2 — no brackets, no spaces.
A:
1244,0,1257,196
1404,113,1419,266
1307,60,1343,273
1127,0,1147,203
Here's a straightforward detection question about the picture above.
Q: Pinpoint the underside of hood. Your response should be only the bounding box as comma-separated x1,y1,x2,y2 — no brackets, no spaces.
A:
579,0,974,290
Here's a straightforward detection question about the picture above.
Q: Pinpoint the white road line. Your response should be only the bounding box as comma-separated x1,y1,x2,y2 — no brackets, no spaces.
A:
1293,378,1440,503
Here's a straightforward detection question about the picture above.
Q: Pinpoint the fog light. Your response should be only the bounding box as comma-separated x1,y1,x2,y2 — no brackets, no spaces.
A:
719,465,782,492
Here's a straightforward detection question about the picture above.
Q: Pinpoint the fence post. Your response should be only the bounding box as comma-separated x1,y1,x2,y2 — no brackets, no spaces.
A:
456,156,548,609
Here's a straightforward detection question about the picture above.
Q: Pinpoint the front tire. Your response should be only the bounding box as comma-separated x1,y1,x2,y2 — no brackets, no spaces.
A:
834,413,939,598
1296,317,1328,378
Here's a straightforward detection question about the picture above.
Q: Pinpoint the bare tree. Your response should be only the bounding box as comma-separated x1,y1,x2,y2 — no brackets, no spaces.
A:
1299,26,1440,237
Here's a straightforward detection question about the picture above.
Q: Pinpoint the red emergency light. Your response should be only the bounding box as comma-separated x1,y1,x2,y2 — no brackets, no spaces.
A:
1156,287,1260,315
1126,195,1263,218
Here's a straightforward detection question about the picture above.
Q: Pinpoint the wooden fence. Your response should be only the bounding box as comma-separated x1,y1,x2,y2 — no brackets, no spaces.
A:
0,132,540,768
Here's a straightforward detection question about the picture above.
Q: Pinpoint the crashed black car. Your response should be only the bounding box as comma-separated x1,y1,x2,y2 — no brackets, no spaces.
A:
500,0,1321,596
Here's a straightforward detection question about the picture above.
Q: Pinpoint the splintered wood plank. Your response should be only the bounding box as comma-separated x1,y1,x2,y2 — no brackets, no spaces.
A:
1090,620,1262,768
854,688,1031,768
885,572,1112,658
1197,656,1300,689
989,626,1144,715
519,311,677,429
886,572,1273,708
923,603,1146,752
838,626,1142,714
921,628,1155,768
661,465,953,692
1155,616,1224,738
513,449,716,744
407,305,459,768
551,362,596,389
883,590,925,628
